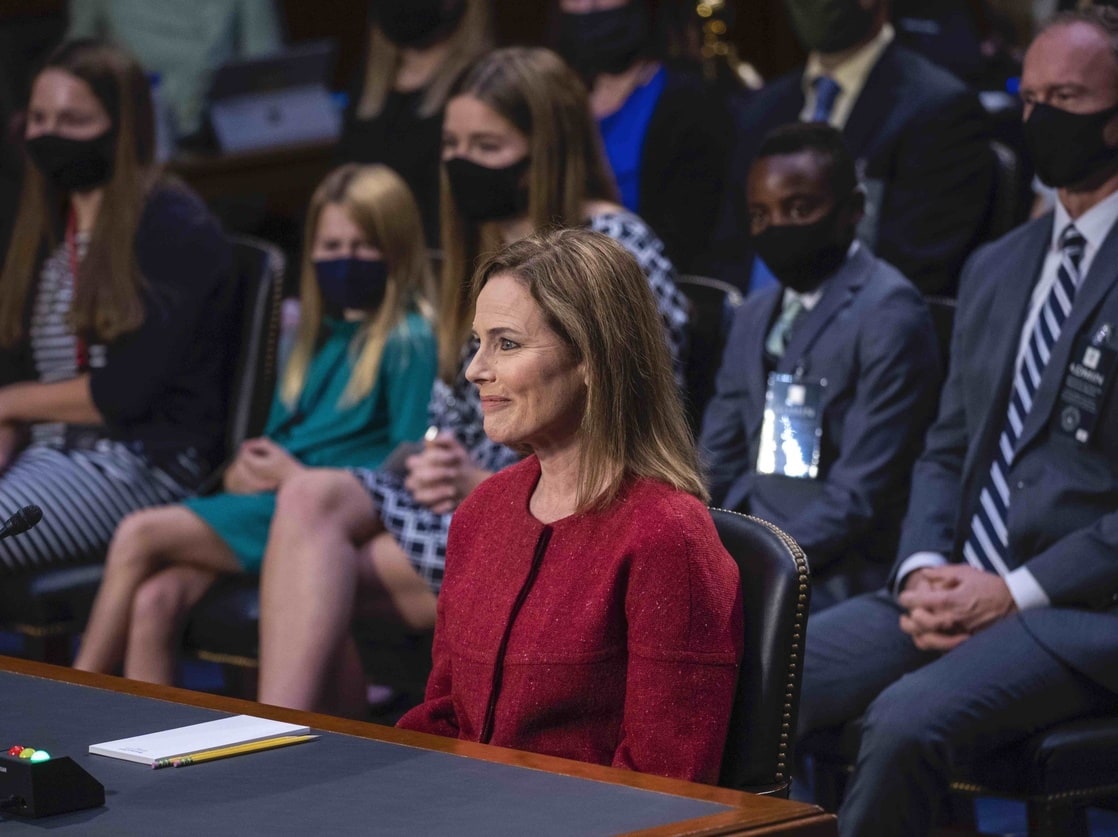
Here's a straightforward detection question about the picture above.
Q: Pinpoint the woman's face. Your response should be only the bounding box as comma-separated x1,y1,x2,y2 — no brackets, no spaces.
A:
442,94,530,167
467,273,587,457
311,203,383,261
25,69,112,141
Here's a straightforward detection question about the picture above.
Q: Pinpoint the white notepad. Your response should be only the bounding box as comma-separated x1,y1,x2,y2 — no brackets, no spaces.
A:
89,715,310,766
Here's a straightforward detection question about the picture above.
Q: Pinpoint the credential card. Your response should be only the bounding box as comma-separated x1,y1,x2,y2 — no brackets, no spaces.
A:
756,373,824,479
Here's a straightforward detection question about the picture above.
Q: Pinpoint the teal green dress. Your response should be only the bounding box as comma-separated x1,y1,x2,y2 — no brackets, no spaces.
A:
183,311,436,571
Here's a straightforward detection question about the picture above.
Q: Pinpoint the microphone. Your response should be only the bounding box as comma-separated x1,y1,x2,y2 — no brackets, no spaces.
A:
0,504,42,540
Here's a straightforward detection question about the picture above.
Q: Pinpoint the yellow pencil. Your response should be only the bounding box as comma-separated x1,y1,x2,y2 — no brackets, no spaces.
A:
157,735,318,769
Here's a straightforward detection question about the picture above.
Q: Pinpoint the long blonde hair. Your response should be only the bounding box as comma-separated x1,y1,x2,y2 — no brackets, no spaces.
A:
473,228,705,511
0,39,157,347
438,47,619,382
281,164,435,408
355,0,492,121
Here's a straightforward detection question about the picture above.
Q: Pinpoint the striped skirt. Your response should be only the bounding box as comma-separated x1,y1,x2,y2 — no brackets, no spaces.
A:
0,443,194,575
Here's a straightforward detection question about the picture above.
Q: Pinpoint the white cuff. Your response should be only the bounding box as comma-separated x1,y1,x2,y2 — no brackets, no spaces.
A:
1004,566,1050,611
893,552,949,596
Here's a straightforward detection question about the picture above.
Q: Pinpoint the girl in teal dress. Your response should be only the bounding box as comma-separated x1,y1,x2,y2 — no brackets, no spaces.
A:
74,164,437,684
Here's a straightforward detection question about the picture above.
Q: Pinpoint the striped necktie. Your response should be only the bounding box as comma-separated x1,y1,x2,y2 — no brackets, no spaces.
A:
811,76,842,123
963,224,1087,575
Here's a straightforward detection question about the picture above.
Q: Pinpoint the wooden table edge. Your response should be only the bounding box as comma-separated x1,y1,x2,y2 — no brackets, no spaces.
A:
1,655,835,836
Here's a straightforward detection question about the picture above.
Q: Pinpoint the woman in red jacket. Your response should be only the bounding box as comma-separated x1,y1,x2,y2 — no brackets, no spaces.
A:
396,228,744,784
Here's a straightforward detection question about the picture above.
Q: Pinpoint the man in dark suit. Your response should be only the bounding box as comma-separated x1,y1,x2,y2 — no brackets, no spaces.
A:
796,9,1118,836
723,0,995,296
700,122,940,611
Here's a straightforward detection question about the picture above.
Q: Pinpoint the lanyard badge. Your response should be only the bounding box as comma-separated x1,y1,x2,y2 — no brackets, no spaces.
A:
757,372,826,479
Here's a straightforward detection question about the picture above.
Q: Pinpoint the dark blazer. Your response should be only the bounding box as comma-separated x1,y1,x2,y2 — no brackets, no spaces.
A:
701,246,940,599
0,184,235,479
721,42,994,296
896,212,1118,694
638,68,733,275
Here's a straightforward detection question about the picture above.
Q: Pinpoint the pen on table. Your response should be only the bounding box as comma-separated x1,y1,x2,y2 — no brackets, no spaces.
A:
152,734,318,769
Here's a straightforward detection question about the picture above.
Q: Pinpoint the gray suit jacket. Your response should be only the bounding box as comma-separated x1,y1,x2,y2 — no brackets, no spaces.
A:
701,247,941,595
896,212,1118,694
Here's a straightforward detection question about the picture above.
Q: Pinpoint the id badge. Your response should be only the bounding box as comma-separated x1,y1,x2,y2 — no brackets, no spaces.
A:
757,373,825,479
1055,325,1117,445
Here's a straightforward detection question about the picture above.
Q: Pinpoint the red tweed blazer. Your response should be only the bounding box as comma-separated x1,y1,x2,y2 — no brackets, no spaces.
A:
398,456,744,784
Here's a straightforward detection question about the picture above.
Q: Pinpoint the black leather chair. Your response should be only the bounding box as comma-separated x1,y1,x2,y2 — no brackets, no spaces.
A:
711,508,811,796
925,295,957,373
677,275,744,435
986,139,1028,242
952,716,1118,836
0,234,284,663
805,713,1118,837
220,235,286,467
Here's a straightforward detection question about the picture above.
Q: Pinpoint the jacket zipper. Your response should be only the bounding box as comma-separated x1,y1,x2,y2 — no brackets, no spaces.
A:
478,525,553,745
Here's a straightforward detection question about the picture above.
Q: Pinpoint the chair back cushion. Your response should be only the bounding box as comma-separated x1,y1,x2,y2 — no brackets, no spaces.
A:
987,139,1024,241
924,295,957,375
711,508,810,793
227,236,285,449
677,276,743,434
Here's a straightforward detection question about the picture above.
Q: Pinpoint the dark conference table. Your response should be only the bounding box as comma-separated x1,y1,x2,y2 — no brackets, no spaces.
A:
0,656,836,836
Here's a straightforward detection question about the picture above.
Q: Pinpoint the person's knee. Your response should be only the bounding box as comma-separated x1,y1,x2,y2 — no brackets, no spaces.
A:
108,509,169,568
275,469,373,536
860,676,945,764
129,574,192,635
277,470,355,520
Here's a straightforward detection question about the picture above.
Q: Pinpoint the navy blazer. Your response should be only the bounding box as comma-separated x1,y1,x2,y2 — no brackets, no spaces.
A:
701,247,940,594
896,212,1118,694
718,42,994,296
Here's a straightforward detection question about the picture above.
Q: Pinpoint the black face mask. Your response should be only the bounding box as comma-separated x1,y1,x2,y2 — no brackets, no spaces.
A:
314,258,390,315
752,205,853,293
374,0,466,48
1024,101,1118,188
557,4,651,81
445,156,529,223
784,0,877,54
25,131,115,193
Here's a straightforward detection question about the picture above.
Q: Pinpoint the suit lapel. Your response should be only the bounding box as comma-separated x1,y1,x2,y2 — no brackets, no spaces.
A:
774,75,805,124
841,44,898,159
961,219,1051,481
745,290,781,441
1016,218,1118,454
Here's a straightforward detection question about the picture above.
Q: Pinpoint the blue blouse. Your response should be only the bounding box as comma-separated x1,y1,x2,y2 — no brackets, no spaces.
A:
597,66,667,213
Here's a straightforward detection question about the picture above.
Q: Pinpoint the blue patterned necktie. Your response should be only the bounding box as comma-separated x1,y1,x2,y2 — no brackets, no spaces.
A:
963,224,1087,575
811,76,842,123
